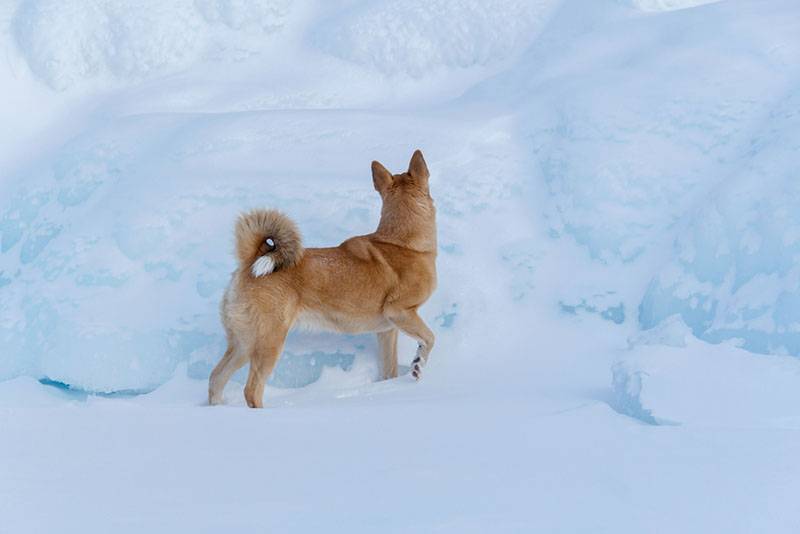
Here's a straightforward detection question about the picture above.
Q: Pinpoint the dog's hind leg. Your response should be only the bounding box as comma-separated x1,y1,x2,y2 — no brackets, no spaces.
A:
208,342,248,405
243,326,290,409
377,328,398,380
387,309,434,381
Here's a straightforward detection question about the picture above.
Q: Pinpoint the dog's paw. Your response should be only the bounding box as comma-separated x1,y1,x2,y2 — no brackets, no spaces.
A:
411,357,423,380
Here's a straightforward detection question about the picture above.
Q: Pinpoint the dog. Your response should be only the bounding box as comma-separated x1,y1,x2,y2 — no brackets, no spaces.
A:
208,150,437,408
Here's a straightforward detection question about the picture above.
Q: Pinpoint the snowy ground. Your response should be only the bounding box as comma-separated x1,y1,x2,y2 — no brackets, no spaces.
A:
2,0,800,532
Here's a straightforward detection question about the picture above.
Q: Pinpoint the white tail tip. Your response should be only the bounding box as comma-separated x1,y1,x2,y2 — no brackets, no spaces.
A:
251,255,275,277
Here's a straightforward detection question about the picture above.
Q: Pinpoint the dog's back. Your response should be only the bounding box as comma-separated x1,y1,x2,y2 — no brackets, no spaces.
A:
292,237,436,334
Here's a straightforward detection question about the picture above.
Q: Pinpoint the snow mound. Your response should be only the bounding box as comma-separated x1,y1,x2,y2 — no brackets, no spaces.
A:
614,323,800,427
11,0,292,90
640,87,800,356
314,0,560,77
498,0,796,263
462,0,800,362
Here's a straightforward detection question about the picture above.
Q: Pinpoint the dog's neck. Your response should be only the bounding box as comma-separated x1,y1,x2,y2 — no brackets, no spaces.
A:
373,195,437,253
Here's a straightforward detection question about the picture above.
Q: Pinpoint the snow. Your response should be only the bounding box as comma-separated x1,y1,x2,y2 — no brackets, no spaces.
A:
12,0,292,90
623,0,724,11
640,86,800,357
615,321,800,427
313,0,560,77
2,0,800,532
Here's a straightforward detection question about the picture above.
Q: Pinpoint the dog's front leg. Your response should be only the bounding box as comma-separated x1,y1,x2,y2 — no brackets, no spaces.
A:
387,309,435,380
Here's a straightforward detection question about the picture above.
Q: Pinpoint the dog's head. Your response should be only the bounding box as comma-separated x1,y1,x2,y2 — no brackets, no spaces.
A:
371,150,431,205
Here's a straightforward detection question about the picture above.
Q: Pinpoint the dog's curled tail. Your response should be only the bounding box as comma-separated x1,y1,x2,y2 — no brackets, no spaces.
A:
235,209,303,277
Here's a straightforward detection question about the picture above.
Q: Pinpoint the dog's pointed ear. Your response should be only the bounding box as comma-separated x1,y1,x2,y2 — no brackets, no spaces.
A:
372,160,393,193
408,149,429,180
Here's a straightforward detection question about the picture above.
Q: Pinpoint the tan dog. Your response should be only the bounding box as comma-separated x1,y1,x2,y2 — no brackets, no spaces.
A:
209,150,437,408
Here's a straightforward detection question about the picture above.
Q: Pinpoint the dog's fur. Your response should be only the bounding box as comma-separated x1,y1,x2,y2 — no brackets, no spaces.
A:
209,150,437,408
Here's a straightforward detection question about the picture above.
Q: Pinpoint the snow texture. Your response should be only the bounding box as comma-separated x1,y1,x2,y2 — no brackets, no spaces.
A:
2,0,800,532
314,0,560,77
12,0,292,90
622,0,724,11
